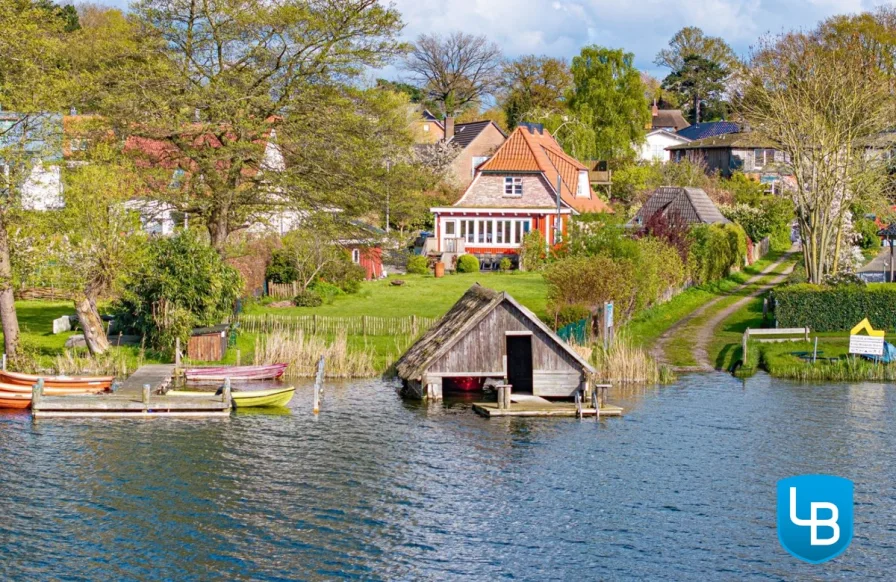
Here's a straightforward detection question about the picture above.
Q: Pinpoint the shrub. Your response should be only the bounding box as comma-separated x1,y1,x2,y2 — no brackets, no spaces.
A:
294,289,323,307
556,304,591,328
499,257,513,272
519,230,549,271
322,259,365,294
544,255,637,326
266,249,298,283
719,193,793,253
113,230,243,353
308,281,344,304
632,237,687,310
406,254,429,274
855,218,882,250
773,283,896,331
687,223,747,284
456,254,480,273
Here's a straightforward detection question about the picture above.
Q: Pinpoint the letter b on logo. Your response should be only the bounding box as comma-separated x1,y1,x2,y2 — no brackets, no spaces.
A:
777,475,853,563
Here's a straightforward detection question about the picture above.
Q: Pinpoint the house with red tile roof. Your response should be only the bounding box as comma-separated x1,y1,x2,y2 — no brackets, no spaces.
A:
430,122,611,267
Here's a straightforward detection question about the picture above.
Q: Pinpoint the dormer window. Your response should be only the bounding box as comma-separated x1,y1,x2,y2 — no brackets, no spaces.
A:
577,170,590,198
504,177,523,197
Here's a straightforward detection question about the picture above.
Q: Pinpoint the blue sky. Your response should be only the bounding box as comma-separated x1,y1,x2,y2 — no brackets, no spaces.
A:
109,0,893,79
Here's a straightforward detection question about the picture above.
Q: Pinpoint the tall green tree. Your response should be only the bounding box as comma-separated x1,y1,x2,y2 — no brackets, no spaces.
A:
661,55,729,123
654,26,738,70
0,0,74,365
739,26,889,283
87,0,407,254
500,55,572,129
568,46,649,161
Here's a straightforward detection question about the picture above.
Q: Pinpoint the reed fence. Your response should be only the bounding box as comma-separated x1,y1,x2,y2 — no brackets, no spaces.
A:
239,313,438,337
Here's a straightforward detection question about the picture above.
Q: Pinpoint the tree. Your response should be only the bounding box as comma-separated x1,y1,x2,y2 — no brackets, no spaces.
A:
50,150,147,355
654,26,738,70
568,46,650,161
523,108,597,162
0,0,73,365
738,27,889,283
87,0,406,254
661,55,729,123
403,32,503,117
500,55,571,129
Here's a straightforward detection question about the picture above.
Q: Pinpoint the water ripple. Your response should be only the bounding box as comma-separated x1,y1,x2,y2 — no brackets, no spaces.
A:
0,374,894,579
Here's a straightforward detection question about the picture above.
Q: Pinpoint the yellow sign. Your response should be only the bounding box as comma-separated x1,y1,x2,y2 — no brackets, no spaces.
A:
849,318,885,337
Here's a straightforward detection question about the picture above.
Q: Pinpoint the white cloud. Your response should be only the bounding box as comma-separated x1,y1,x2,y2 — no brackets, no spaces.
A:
388,0,896,77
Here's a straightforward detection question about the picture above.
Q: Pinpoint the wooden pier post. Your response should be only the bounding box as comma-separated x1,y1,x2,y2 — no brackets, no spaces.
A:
32,378,44,410
497,385,506,409
222,378,232,406
503,384,512,410
575,391,582,418
175,338,181,367
313,355,325,414
592,389,599,421
142,384,151,405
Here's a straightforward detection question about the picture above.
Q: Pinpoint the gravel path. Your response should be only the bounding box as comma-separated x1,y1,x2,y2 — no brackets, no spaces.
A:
650,250,796,371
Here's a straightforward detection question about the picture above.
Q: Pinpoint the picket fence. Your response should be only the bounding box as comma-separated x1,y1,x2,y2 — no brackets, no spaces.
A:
268,281,300,299
239,313,438,337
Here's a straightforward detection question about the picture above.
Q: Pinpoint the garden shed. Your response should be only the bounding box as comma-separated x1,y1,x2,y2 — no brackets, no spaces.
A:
187,324,229,361
396,284,595,400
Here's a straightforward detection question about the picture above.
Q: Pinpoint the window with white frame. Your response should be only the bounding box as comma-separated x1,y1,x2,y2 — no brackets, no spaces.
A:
454,218,531,246
351,249,360,264
423,123,430,132
504,177,523,197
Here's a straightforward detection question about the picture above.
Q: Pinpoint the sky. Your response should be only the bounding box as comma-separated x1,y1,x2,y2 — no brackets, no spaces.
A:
384,0,893,79
105,0,894,80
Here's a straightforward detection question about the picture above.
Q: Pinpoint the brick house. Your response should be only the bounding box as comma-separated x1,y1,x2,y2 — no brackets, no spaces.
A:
430,123,611,267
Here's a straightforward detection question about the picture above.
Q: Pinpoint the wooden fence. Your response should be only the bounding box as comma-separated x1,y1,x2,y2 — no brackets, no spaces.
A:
239,313,438,337
268,281,300,299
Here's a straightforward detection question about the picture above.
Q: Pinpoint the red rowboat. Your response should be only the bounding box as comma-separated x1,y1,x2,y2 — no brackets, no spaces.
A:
0,370,114,390
0,390,31,409
0,382,106,395
184,363,288,383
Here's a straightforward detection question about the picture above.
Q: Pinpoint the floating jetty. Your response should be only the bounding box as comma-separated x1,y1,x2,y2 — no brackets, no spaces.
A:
32,365,231,419
472,393,623,418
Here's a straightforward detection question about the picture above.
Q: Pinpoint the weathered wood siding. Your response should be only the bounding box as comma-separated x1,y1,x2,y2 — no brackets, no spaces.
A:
427,302,585,396
187,332,226,362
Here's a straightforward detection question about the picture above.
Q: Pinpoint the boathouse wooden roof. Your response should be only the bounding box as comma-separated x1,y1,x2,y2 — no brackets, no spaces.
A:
395,284,594,382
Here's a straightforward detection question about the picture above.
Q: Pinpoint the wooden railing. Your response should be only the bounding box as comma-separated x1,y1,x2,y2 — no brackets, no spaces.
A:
742,327,810,361
239,313,438,337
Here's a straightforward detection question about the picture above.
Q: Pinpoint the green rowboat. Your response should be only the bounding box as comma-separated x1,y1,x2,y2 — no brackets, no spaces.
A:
170,386,295,408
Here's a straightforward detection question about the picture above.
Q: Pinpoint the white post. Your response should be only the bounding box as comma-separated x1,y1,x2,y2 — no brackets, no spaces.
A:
313,355,325,414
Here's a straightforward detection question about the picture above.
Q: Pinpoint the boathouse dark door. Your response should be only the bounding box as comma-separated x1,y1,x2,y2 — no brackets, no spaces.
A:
506,334,533,394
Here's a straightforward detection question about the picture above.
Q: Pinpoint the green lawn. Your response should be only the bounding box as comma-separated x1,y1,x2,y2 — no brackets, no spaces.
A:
248,271,550,320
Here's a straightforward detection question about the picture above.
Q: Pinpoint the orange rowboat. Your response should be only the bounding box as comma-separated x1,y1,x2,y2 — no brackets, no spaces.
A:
0,390,31,409
0,382,106,395
0,370,114,390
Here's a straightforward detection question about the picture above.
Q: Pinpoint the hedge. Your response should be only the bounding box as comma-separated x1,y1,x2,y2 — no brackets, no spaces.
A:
773,283,896,331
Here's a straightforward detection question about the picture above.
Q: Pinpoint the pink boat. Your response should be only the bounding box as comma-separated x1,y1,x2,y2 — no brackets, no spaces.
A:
184,363,288,382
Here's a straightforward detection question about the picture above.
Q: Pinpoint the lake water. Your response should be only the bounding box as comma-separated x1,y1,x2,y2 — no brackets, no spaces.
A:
1,373,894,580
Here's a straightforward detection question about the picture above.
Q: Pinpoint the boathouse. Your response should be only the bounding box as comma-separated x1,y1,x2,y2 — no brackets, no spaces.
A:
396,284,595,400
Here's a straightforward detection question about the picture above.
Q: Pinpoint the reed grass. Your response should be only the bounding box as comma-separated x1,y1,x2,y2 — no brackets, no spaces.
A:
761,350,896,382
253,330,375,378
589,335,675,384
51,347,144,376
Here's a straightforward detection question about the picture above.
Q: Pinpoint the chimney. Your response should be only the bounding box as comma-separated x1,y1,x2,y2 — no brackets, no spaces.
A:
652,99,659,117
445,116,455,140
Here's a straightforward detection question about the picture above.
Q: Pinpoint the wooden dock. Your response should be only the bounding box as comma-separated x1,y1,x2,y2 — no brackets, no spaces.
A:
32,365,232,419
472,401,624,418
